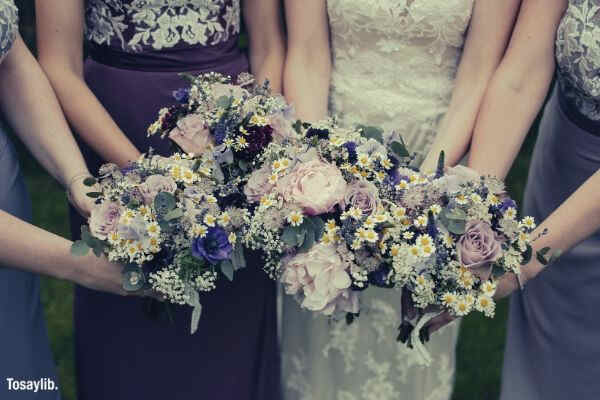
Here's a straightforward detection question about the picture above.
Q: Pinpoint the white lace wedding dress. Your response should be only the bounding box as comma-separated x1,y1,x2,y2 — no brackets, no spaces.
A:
281,1,475,399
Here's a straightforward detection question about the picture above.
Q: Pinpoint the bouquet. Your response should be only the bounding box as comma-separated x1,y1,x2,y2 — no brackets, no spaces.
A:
71,152,249,333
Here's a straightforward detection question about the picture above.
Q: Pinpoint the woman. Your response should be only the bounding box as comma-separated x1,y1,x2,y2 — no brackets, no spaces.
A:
281,1,520,398
0,1,144,398
35,1,285,399
443,0,600,398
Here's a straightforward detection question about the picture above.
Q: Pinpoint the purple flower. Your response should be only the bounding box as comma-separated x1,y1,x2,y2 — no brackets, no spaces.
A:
305,127,330,140
172,87,190,104
499,198,517,212
235,124,273,161
192,227,233,264
342,142,357,163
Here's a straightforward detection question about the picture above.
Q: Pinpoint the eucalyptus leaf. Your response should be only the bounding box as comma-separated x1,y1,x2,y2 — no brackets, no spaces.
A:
282,226,300,247
86,192,103,198
220,260,235,281
122,266,146,292
309,217,326,241
231,245,246,270
390,141,410,158
216,95,233,108
521,244,533,265
71,240,90,256
299,227,316,253
83,177,97,187
164,208,184,221
491,263,505,279
92,245,103,257
358,125,384,144
154,192,176,214
212,164,225,183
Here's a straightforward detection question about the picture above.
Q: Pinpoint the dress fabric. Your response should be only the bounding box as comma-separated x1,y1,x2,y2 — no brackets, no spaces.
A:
280,1,474,399
0,1,61,398
501,1,600,399
72,1,280,399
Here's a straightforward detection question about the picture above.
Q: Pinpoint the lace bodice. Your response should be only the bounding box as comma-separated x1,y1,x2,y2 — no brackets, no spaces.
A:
0,0,17,62
556,0,600,121
327,0,474,155
85,0,241,52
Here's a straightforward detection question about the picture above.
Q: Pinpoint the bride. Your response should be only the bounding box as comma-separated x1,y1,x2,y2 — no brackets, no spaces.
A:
281,1,521,399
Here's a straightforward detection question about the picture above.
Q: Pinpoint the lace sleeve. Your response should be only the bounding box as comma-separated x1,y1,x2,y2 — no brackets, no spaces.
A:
555,0,600,121
0,0,18,60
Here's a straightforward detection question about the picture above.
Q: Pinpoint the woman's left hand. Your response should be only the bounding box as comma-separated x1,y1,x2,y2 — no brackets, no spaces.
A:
67,174,98,218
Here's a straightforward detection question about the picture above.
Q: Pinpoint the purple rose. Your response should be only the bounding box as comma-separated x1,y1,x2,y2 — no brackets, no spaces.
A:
341,181,381,215
192,227,233,264
458,221,504,281
244,165,275,203
138,175,178,205
88,201,122,240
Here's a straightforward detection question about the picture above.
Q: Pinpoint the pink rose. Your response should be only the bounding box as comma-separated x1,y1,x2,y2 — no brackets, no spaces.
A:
341,181,381,215
441,166,480,193
281,243,359,315
138,175,178,205
270,111,298,144
458,221,504,281
168,114,213,155
277,158,347,216
89,201,122,240
211,82,248,100
244,165,274,203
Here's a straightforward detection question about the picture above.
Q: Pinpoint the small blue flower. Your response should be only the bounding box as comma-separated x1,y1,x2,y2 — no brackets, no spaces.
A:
192,227,233,264
172,88,190,104
499,198,517,212
343,141,357,163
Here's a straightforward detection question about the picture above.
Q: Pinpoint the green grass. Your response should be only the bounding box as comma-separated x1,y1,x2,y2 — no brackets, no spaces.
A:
10,129,536,400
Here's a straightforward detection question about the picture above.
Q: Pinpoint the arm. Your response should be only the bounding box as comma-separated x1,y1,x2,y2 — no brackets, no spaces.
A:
282,0,330,121
0,210,126,295
35,0,140,168
421,0,521,172
0,35,96,215
467,0,568,179
243,0,286,92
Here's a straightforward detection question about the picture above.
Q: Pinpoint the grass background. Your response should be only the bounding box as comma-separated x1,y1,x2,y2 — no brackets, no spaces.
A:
10,2,539,399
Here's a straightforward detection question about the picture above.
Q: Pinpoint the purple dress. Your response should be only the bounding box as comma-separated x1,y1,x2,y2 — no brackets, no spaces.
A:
70,2,280,399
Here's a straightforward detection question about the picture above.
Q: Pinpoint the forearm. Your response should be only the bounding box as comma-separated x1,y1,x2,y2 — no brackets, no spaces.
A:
0,37,89,186
249,40,285,93
41,63,140,168
0,210,86,282
467,63,554,179
283,49,331,122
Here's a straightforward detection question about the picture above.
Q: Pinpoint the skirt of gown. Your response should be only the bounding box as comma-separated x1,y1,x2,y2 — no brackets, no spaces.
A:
500,87,600,399
70,47,280,400
0,127,61,399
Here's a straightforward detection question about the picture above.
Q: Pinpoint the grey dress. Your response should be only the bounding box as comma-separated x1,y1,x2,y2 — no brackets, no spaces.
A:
501,1,600,399
0,1,60,398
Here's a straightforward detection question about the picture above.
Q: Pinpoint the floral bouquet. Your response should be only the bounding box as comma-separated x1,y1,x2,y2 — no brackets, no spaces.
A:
71,152,249,333
389,162,557,365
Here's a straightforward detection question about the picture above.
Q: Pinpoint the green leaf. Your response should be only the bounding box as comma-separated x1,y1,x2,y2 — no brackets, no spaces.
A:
390,140,410,158
164,208,184,221
83,177,97,187
154,192,176,214
92,245,103,257
220,260,235,281
282,226,300,247
212,164,225,183
122,265,146,292
535,247,561,266
491,263,505,279
299,227,316,253
231,245,246,271
521,244,533,265
293,120,303,134
309,217,326,241
71,240,90,256
436,151,445,177
358,125,384,143
86,192,103,198
439,208,466,235
238,159,250,172
216,95,232,108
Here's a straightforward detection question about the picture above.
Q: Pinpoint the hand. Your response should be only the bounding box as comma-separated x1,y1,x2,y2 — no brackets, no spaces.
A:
67,173,98,218
425,311,458,335
75,255,159,299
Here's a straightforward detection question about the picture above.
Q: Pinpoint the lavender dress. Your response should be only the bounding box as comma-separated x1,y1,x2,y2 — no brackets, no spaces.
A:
501,1,600,399
70,2,279,399
0,1,60,398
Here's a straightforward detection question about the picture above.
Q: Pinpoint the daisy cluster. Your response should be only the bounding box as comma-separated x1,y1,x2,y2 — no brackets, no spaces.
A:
71,152,248,333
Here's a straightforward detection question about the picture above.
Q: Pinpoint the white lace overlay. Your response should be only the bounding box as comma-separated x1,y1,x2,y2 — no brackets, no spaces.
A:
282,1,472,399
85,0,241,52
